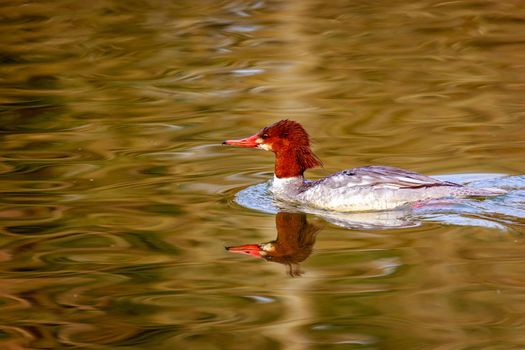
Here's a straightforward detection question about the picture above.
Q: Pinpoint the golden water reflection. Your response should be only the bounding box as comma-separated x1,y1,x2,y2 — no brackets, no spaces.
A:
1,0,525,349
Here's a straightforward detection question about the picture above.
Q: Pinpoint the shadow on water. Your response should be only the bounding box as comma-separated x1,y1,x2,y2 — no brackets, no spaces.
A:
227,212,321,277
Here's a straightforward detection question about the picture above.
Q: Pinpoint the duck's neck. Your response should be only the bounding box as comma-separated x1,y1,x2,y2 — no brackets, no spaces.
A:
275,151,305,178
274,146,321,179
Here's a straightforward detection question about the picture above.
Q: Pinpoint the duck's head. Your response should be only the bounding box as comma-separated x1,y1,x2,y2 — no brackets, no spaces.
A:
223,119,322,177
222,119,311,152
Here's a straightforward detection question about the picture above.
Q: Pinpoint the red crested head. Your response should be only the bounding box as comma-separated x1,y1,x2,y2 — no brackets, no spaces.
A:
258,119,311,150
223,119,323,178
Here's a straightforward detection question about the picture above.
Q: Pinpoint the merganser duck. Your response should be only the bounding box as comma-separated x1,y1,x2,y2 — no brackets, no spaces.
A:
223,120,505,212
226,212,319,276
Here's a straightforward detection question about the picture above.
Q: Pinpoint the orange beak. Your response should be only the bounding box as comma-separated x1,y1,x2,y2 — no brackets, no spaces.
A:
222,134,258,148
225,244,262,258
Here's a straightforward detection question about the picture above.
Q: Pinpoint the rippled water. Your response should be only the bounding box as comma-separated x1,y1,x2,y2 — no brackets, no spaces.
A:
1,0,525,349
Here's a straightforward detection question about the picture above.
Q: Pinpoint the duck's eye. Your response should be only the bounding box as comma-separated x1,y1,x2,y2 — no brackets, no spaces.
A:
261,133,269,139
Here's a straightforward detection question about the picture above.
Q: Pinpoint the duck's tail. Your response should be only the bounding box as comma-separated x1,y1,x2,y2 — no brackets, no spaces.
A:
465,187,507,197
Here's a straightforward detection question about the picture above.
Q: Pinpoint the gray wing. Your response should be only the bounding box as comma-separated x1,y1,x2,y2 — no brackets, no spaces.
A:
317,166,461,190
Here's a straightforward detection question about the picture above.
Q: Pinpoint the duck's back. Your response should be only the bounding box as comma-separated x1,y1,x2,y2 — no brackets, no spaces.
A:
296,166,504,211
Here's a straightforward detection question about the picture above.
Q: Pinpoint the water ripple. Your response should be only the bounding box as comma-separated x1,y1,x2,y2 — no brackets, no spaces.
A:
0,151,81,161
1,0,525,349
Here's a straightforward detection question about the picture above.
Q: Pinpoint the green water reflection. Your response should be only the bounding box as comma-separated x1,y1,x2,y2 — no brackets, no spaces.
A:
1,0,525,349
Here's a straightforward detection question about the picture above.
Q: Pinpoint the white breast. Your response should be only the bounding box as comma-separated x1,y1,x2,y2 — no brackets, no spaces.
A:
270,175,304,201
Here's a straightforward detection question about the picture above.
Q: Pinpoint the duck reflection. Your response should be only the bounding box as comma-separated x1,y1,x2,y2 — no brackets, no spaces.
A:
226,212,320,277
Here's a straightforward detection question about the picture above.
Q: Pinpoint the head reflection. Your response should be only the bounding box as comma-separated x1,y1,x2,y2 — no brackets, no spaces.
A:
226,212,320,277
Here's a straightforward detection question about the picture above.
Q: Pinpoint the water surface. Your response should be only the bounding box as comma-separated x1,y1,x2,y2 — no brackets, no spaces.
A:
1,0,525,349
